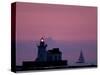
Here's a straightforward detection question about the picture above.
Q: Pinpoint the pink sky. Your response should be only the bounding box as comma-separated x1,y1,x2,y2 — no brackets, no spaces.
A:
16,2,97,41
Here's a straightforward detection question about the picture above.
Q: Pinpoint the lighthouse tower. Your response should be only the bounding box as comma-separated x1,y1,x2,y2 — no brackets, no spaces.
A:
36,37,47,62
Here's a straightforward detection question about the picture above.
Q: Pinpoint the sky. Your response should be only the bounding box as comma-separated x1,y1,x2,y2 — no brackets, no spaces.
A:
15,2,97,66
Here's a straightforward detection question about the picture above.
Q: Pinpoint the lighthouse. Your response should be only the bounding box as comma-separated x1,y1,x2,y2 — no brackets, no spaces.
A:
36,37,47,62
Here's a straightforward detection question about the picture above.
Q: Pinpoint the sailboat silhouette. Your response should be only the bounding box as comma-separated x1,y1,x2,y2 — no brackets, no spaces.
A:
76,49,85,63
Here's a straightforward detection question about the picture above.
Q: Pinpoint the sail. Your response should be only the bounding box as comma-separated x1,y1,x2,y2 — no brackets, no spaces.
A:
77,50,85,63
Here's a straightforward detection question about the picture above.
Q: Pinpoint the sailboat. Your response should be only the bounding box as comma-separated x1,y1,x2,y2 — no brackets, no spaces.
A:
76,50,85,63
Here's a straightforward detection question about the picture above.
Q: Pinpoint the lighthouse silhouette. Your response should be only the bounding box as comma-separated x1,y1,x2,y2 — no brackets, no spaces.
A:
36,37,62,62
36,37,47,62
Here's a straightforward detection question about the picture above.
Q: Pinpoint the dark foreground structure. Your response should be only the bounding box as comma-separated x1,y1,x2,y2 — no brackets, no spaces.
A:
22,60,67,70
16,64,97,71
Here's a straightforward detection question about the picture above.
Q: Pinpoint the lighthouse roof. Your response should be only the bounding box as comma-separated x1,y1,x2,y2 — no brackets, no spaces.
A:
48,48,61,54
